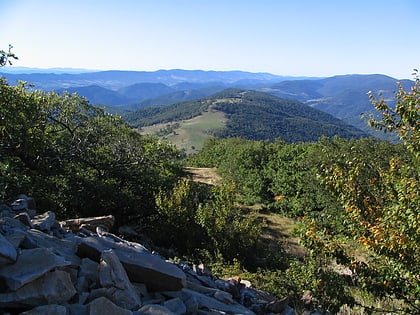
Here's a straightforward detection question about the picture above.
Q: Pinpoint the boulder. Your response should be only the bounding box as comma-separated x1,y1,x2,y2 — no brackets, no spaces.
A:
13,212,34,228
22,228,81,266
78,257,100,287
0,233,17,265
182,288,255,315
4,229,27,249
136,304,176,315
0,269,76,308
0,197,294,315
88,296,133,315
32,211,56,231
98,249,141,310
265,296,290,314
0,247,71,290
19,304,68,315
0,204,14,218
76,236,186,291
164,297,187,315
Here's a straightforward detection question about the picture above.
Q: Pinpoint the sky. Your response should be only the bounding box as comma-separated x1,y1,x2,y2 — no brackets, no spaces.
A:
1,0,419,79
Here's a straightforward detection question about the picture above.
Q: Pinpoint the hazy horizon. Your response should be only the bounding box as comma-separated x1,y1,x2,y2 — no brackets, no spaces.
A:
1,0,419,80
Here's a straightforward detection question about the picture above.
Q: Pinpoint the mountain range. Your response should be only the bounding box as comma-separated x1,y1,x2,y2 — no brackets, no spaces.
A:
0,69,413,140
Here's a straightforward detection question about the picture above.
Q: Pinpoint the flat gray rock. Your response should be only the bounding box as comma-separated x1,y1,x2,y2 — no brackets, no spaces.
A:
0,269,76,308
88,296,133,315
0,233,17,264
22,229,80,266
98,249,141,310
0,247,71,290
76,236,186,292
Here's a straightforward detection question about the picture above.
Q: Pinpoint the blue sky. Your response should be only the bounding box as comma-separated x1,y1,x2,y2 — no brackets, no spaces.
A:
1,0,419,78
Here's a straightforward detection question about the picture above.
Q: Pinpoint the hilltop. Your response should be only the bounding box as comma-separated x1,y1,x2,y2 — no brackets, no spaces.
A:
125,89,367,153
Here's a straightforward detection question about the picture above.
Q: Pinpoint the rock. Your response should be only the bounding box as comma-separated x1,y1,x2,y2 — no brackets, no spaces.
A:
88,296,133,315
137,304,176,315
13,212,34,228
184,294,199,314
0,216,29,234
0,198,288,315
182,288,255,315
0,233,17,265
98,249,141,310
164,297,187,315
22,229,81,267
19,304,68,315
4,229,26,249
0,204,14,218
0,269,76,308
32,211,55,231
76,236,186,292
214,290,234,304
0,247,71,290
265,296,289,314
78,258,100,288
67,304,89,315
61,215,115,233
9,194,36,212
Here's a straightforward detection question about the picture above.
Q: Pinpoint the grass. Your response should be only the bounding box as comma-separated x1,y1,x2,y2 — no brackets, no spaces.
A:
257,212,308,259
140,108,227,155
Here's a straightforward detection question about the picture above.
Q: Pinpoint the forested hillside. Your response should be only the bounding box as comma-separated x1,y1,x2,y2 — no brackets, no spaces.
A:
125,89,367,143
266,74,414,138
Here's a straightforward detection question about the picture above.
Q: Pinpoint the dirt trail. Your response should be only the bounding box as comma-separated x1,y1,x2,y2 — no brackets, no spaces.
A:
184,167,222,185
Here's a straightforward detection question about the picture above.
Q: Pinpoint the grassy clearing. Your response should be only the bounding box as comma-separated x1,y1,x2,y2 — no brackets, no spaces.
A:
140,108,227,155
186,167,307,258
257,212,308,259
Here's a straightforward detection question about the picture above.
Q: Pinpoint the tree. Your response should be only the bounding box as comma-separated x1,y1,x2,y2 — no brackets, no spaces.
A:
314,77,420,312
367,70,420,158
0,79,181,224
0,44,18,67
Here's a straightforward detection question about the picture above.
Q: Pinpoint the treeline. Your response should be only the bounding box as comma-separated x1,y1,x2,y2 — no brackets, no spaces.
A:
124,99,210,128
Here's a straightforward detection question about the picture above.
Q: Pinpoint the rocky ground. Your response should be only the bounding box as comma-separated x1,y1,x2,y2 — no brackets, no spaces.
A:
0,195,324,315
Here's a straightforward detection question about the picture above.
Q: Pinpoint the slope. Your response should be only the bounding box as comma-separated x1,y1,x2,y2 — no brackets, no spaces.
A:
266,74,414,139
125,88,367,148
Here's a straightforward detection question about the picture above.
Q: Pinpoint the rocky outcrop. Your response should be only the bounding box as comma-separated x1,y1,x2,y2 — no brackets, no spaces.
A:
0,195,294,315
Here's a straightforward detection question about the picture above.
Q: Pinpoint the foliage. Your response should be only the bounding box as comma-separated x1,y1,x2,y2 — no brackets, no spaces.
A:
367,70,420,157
211,90,366,142
0,44,18,67
190,133,419,312
153,178,261,265
316,125,419,310
189,138,272,204
124,99,209,128
210,255,354,314
0,78,181,224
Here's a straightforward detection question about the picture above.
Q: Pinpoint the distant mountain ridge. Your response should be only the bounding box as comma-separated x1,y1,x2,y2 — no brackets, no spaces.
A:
0,69,291,90
264,74,413,138
0,69,413,139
